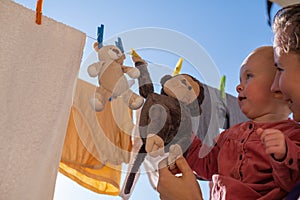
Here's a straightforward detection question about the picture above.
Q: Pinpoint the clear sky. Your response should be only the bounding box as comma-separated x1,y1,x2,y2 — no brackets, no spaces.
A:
13,0,281,199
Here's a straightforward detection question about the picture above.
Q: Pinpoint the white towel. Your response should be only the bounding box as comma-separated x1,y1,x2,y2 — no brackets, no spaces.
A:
0,1,86,199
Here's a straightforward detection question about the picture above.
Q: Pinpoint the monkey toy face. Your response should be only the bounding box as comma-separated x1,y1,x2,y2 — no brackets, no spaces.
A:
163,74,200,104
161,74,204,115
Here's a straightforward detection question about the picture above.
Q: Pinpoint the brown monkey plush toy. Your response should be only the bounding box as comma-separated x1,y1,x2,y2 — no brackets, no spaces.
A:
124,51,204,195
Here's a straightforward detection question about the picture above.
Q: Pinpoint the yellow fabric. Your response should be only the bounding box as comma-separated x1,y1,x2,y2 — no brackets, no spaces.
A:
59,79,134,195
61,107,103,168
59,163,120,195
59,162,121,196
71,79,133,165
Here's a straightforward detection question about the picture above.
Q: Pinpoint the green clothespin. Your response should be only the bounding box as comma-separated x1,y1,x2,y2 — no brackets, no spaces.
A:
220,75,226,99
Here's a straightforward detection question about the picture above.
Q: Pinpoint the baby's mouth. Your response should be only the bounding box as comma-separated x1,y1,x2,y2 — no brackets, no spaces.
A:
238,96,246,101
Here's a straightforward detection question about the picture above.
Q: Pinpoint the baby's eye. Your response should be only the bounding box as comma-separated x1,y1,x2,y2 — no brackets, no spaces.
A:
181,79,187,85
246,73,253,80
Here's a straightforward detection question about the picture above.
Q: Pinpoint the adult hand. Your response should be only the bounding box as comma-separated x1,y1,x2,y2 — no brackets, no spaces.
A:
157,156,203,200
257,128,287,161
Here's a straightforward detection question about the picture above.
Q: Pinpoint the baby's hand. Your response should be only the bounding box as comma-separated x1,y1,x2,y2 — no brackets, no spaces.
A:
256,128,287,161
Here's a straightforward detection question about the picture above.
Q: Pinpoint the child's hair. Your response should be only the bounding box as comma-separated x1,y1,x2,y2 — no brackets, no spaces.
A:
273,4,300,53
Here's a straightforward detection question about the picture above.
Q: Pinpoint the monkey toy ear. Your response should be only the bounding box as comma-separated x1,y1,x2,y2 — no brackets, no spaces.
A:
160,75,172,86
160,75,172,95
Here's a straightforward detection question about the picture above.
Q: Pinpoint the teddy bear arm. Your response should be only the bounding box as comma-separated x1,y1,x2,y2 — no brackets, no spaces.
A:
87,62,103,77
121,65,132,73
122,65,140,78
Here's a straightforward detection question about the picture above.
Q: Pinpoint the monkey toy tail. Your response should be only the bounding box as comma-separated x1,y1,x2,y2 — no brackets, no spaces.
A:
124,144,147,194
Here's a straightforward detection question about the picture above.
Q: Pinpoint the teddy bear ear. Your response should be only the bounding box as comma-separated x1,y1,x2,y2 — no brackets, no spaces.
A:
93,42,100,51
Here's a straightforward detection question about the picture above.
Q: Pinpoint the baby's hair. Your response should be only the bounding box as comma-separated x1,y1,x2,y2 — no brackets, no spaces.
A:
273,4,300,53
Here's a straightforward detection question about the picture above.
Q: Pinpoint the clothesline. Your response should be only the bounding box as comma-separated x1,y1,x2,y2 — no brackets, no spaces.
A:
85,34,172,69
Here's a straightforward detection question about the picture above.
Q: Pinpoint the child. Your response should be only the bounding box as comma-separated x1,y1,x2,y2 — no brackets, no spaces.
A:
157,46,300,200
271,4,300,200
272,3,300,122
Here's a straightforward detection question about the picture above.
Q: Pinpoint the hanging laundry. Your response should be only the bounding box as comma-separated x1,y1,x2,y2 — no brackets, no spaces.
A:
0,0,86,199
68,79,133,165
59,79,134,195
60,106,121,195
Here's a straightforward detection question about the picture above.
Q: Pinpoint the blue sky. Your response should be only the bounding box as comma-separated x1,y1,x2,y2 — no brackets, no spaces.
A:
13,0,281,199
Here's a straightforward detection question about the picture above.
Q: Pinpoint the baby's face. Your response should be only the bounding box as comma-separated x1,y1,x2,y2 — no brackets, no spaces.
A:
236,47,290,122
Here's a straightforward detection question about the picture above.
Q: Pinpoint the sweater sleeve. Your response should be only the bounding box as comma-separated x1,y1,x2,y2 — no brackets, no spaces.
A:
270,127,300,191
186,134,220,180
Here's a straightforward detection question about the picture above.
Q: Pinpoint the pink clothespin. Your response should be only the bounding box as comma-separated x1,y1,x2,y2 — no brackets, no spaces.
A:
35,0,43,25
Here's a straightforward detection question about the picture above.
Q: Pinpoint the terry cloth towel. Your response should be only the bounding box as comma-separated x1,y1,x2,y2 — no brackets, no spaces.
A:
59,79,133,195
0,1,86,200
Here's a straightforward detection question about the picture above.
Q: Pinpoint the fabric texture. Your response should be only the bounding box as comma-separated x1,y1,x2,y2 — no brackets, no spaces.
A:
68,79,133,165
286,180,300,200
60,108,120,195
186,119,300,200
0,1,86,199
60,79,133,195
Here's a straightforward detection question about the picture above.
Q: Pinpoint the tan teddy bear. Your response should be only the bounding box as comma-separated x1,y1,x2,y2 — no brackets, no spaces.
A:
87,42,144,111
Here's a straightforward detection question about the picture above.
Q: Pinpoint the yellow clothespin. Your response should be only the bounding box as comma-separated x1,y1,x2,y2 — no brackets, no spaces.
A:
130,48,141,59
35,0,43,25
172,57,183,76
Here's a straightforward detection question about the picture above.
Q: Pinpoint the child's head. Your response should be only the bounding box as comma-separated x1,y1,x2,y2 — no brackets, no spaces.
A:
236,46,291,122
273,4,300,54
271,4,300,122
